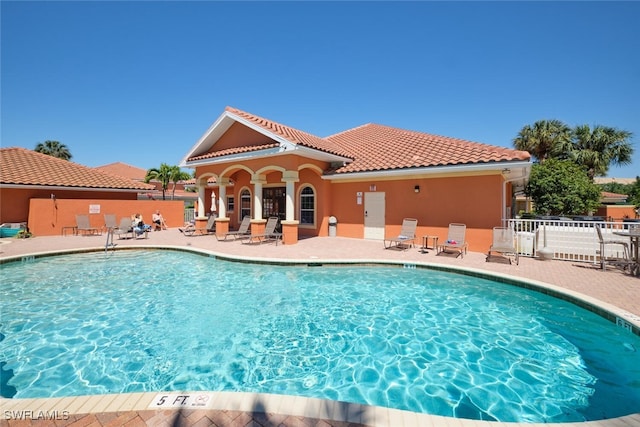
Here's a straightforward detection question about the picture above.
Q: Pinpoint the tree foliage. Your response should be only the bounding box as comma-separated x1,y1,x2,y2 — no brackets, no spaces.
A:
513,119,572,163
34,140,72,160
526,159,601,216
169,165,191,200
145,163,173,200
513,120,634,181
569,124,633,180
145,163,192,200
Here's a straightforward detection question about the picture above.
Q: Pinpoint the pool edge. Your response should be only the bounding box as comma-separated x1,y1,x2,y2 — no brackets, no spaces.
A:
2,245,640,426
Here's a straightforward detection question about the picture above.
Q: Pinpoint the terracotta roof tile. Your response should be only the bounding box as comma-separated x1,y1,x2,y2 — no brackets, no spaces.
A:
0,147,154,190
95,162,147,181
190,142,280,161
225,107,353,159
326,124,530,173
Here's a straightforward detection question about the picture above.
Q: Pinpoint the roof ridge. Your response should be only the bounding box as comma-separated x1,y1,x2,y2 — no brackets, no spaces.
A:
224,106,352,158
325,123,374,139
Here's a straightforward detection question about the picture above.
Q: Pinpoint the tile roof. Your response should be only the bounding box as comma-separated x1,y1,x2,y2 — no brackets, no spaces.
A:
224,107,353,159
326,123,531,173
186,107,530,174
95,162,147,181
189,142,281,161
0,147,154,191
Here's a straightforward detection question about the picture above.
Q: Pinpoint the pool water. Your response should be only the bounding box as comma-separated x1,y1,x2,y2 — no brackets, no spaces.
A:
1,250,639,422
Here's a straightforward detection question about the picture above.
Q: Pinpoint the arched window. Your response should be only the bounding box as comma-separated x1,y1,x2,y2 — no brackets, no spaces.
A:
300,186,315,226
240,189,251,220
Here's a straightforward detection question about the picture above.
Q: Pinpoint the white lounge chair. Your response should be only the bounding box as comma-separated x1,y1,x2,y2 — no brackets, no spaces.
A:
438,223,469,258
113,217,133,240
75,214,100,236
384,218,418,250
486,226,518,265
243,217,282,245
216,215,251,241
180,215,216,237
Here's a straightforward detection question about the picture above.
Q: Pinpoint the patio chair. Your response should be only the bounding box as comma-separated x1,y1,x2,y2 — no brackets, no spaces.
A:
595,225,631,271
75,214,100,236
438,223,469,258
486,226,519,265
384,218,418,250
180,215,216,237
216,215,251,241
113,217,134,240
243,216,282,245
104,214,117,230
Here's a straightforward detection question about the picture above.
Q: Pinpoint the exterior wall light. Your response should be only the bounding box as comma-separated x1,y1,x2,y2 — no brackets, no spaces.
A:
414,185,420,193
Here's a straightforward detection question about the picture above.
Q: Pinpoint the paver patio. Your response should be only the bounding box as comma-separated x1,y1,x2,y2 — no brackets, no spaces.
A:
1,230,638,427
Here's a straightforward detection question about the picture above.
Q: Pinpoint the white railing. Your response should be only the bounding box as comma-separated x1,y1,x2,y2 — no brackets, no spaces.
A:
184,208,195,224
506,218,634,263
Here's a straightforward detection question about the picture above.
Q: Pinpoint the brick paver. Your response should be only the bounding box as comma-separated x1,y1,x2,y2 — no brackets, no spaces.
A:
1,230,638,426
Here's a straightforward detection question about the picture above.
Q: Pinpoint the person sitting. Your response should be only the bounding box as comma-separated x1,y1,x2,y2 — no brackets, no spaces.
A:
132,213,152,236
178,218,196,234
152,209,168,230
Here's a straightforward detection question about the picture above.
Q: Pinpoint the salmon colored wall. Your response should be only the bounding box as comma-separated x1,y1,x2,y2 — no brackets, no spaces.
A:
194,156,505,250
327,174,503,251
27,198,184,236
208,122,272,153
1,188,138,225
596,205,638,221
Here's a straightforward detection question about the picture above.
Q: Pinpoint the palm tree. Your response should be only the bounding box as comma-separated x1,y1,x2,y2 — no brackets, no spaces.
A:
144,163,173,200
34,140,72,160
169,166,192,200
570,124,634,180
513,120,572,163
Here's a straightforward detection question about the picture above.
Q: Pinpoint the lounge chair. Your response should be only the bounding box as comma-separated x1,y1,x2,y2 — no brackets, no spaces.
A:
216,215,251,241
75,214,100,236
104,214,117,230
486,226,519,265
243,216,282,245
384,218,418,250
438,223,469,258
180,215,216,237
595,225,631,271
113,217,134,240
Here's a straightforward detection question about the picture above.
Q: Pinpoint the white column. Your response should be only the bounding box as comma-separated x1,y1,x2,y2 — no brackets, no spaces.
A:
251,174,266,220
282,171,299,221
217,177,229,219
197,184,206,218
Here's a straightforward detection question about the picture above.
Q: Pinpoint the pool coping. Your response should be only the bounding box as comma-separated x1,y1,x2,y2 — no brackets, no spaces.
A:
2,245,640,426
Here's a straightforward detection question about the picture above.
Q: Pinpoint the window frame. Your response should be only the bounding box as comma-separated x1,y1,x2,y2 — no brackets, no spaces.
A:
299,185,316,228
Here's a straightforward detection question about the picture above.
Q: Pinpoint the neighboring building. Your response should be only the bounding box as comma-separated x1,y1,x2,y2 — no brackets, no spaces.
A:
95,162,197,202
600,191,628,205
0,148,184,235
594,177,637,185
181,107,532,249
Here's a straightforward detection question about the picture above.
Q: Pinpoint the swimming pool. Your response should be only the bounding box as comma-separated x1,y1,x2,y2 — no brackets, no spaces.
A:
1,249,639,423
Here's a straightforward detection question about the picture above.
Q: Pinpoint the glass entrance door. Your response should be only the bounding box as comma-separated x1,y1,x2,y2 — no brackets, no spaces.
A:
263,187,286,226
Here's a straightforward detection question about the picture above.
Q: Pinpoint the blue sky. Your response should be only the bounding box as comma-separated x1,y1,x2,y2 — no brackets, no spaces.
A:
2,1,639,178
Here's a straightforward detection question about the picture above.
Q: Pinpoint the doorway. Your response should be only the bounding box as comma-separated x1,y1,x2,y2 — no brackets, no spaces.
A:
263,187,286,224
364,192,385,240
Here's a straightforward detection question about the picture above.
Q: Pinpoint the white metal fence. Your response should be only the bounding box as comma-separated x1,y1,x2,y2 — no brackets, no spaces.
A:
506,219,636,263
184,208,195,224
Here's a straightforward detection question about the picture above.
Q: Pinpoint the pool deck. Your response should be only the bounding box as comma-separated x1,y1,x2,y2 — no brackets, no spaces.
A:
1,230,639,427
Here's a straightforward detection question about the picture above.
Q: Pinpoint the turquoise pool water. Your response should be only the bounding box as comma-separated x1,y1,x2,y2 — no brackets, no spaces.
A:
1,250,639,422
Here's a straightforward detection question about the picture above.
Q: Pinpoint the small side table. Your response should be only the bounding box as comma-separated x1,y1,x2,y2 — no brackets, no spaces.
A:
421,235,439,252
61,226,77,236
